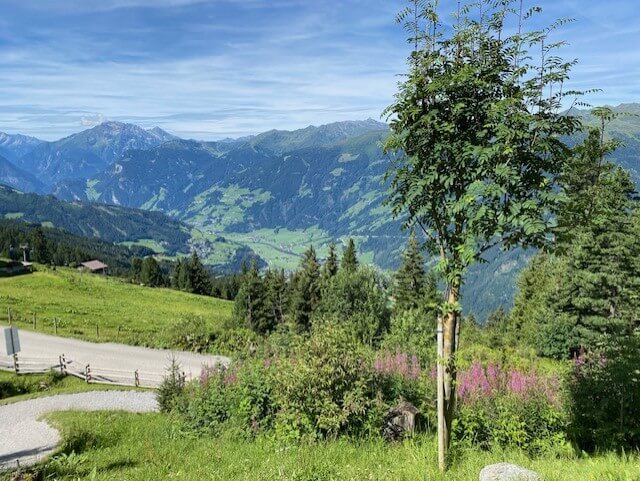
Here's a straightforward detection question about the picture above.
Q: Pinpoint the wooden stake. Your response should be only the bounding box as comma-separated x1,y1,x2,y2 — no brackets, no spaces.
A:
96,323,99,338
54,318,58,335
437,315,445,472
33,312,36,330
7,307,11,326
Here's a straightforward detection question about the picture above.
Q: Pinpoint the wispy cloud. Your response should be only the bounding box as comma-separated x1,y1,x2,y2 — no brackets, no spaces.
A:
0,0,636,140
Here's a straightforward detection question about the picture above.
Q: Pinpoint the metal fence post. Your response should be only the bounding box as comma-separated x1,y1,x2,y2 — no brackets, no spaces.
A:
85,364,91,383
12,353,19,374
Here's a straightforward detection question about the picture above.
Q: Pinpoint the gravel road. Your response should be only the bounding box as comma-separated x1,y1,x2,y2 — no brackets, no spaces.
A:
1,328,230,386
0,391,158,469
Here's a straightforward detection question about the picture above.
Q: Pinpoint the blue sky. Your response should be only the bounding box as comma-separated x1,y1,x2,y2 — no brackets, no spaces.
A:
0,0,638,140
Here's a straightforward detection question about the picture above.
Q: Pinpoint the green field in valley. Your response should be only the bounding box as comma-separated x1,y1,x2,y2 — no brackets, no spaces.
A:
0,266,233,347
5,412,637,481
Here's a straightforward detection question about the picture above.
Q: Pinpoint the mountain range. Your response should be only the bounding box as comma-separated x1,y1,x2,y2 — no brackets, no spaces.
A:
2,104,639,319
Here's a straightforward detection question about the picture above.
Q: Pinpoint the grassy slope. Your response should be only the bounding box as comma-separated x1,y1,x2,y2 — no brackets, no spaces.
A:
0,266,232,347
14,412,638,481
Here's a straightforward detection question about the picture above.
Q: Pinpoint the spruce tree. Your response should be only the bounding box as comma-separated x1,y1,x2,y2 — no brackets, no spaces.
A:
291,246,321,330
188,251,212,295
341,238,358,273
394,231,427,312
322,243,339,279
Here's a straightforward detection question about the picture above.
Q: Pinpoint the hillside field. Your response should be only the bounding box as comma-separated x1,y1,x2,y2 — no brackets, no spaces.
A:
0,266,233,347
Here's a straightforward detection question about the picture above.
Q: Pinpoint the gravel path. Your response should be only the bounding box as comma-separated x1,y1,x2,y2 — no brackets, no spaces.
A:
1,328,230,387
0,391,158,470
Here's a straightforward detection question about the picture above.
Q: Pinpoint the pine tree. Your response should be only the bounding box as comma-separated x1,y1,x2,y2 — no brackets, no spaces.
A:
29,227,51,264
188,251,212,295
394,231,427,312
234,261,268,333
341,238,358,273
291,246,321,330
322,243,339,279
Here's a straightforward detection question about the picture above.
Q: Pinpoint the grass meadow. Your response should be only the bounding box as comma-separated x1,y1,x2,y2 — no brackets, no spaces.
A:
0,266,232,347
5,411,637,481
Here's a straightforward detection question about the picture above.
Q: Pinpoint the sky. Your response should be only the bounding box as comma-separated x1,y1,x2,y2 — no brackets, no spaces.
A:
0,0,638,141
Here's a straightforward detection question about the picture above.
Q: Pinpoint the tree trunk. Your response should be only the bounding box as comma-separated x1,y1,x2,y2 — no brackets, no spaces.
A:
437,282,460,472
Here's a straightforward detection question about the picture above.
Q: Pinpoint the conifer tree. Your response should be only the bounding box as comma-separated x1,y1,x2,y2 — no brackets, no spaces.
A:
341,238,358,273
322,243,339,279
188,251,212,295
291,246,321,330
141,256,165,287
131,257,143,282
394,231,427,312
234,261,268,333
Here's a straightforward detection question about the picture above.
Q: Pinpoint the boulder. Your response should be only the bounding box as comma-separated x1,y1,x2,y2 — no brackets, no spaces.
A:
479,463,540,481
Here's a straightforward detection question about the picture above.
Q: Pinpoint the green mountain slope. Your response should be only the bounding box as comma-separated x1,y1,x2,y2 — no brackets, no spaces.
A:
26,106,640,319
0,185,190,254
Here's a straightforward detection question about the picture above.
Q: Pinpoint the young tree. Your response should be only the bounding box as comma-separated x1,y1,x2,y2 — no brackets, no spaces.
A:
340,238,358,273
384,1,582,469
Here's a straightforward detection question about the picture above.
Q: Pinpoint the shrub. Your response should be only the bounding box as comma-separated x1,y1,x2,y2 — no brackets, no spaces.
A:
567,337,640,451
452,361,568,456
175,365,230,435
169,316,213,352
270,324,384,441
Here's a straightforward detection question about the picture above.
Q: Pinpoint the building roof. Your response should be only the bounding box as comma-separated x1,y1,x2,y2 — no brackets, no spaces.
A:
81,260,108,271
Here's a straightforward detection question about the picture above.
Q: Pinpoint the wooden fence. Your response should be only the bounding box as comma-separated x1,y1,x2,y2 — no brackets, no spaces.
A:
0,353,165,388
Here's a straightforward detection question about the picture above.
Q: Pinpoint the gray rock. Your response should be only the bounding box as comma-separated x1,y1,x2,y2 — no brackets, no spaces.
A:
479,463,540,481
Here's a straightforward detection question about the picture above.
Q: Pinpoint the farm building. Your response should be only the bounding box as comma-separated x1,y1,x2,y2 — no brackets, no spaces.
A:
79,260,109,275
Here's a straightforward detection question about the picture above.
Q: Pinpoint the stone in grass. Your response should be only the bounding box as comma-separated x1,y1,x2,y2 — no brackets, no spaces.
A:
479,463,541,481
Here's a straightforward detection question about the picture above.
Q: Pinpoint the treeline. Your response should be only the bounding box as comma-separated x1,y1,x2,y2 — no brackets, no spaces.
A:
128,251,242,301
232,236,440,352
0,219,154,274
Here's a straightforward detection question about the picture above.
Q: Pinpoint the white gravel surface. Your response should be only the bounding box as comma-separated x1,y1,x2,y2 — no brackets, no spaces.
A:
0,391,158,470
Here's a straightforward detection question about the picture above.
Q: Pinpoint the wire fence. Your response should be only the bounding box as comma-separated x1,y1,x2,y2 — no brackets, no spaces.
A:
2,306,170,347
0,353,166,388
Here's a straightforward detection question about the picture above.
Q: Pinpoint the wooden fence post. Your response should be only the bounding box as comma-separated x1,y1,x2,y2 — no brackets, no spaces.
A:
96,323,99,339
85,364,91,383
33,313,36,330
54,318,58,335
117,325,121,341
134,369,140,387
12,353,19,374
61,354,67,375
7,307,11,325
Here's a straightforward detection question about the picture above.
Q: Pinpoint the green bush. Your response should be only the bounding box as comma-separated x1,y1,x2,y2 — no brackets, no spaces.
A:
269,324,384,441
169,316,214,353
568,337,640,451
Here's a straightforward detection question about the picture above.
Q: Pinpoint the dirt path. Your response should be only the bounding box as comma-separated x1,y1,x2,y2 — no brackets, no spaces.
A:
0,391,157,470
